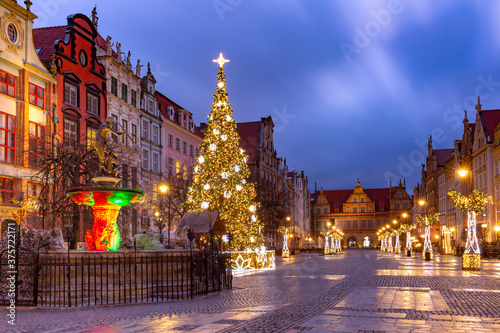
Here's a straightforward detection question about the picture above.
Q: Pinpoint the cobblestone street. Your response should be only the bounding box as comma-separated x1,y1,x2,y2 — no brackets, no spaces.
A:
5,249,500,332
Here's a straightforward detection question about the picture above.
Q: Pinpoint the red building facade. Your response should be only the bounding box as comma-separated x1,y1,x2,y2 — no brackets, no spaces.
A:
34,14,106,150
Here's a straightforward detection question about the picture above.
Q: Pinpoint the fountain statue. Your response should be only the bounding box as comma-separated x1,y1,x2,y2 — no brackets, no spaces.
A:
66,117,144,251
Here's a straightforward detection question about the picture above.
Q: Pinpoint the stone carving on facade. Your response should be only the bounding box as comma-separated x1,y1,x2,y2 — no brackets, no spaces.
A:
49,53,57,76
135,59,143,77
105,36,114,56
115,42,124,62
91,5,98,29
126,51,132,70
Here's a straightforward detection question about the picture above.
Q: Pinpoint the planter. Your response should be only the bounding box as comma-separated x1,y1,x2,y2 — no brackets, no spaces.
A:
394,248,401,254
406,249,412,257
282,250,289,258
423,251,433,261
462,253,480,270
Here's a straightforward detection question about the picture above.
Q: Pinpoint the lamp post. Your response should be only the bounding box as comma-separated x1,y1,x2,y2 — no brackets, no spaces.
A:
159,184,171,248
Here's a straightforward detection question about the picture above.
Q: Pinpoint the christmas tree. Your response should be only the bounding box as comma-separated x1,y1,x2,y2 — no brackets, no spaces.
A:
187,53,264,250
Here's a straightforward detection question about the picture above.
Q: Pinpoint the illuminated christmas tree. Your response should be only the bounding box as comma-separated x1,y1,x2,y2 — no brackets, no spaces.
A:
187,53,263,250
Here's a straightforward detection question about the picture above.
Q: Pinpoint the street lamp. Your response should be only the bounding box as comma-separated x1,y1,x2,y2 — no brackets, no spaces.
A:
158,183,172,248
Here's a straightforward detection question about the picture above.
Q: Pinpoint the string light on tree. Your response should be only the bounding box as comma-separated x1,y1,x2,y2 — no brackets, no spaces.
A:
187,53,263,250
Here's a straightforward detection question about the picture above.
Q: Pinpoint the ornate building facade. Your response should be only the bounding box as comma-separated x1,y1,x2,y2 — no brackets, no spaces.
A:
312,180,411,248
0,0,57,234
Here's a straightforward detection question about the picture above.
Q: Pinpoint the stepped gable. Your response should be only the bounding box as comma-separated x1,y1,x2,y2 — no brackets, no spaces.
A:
236,121,261,162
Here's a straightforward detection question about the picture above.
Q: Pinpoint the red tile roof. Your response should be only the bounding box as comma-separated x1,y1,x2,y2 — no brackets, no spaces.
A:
33,26,66,68
236,121,261,162
434,149,454,166
480,110,500,143
320,187,391,213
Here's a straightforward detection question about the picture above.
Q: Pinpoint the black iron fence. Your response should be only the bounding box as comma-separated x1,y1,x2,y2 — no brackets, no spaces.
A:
1,232,232,307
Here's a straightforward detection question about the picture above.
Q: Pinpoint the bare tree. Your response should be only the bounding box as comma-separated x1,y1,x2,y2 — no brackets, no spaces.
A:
29,136,98,248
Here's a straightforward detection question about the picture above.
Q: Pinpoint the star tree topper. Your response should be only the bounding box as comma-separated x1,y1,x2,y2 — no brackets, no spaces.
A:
213,53,230,68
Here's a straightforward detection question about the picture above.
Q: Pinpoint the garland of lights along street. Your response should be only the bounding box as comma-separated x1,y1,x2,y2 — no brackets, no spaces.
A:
187,53,266,255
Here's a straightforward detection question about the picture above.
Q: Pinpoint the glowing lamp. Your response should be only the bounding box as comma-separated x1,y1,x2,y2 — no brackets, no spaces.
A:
402,213,408,218
495,225,500,232
457,169,468,177
450,227,455,232
393,220,397,224
481,223,488,228
159,184,168,193
418,200,425,206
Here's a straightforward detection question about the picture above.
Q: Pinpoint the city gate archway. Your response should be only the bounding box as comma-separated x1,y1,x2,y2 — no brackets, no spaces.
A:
363,236,373,248
348,236,358,248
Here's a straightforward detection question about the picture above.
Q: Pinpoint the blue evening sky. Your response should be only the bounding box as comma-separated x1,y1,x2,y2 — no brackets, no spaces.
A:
31,0,500,192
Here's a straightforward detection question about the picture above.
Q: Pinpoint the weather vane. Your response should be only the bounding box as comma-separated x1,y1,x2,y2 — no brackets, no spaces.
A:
213,53,230,68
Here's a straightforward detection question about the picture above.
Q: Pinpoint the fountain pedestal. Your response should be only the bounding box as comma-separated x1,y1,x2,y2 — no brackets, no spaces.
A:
66,187,143,251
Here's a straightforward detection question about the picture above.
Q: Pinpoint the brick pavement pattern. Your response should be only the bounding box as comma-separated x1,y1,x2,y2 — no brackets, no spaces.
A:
3,250,500,332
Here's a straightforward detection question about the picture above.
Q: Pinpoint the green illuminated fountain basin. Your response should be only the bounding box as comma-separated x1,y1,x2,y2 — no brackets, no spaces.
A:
66,187,143,251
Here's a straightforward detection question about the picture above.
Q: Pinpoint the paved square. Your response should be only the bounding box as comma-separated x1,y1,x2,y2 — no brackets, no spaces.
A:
4,250,500,332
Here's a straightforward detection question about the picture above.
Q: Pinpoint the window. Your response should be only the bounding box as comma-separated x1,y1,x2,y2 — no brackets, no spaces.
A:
376,220,381,227
111,114,118,142
395,203,400,210
345,220,351,228
86,93,99,115
316,221,321,229
361,220,366,228
168,134,173,148
63,118,77,146
152,153,158,172
183,163,187,180
29,122,45,169
131,90,137,107
360,198,364,203
196,148,199,157
131,124,137,143
63,82,78,106
152,125,159,144
403,202,409,209
0,70,15,97
0,112,15,163
142,149,149,169
361,207,365,213
86,127,97,150
368,220,373,228
323,208,327,214
168,158,173,176
190,144,194,157
353,207,357,213
142,120,149,140
0,177,13,204
122,120,128,146
183,141,187,154
111,77,117,96
316,208,320,214
496,185,500,200
175,138,180,151
121,83,128,102
148,100,153,112
353,198,357,203
27,182,43,228
7,24,17,43
176,160,181,176
353,220,358,228
29,83,44,108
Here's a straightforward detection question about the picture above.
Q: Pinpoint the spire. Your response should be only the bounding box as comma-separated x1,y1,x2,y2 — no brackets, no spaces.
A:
147,62,151,75
475,95,481,112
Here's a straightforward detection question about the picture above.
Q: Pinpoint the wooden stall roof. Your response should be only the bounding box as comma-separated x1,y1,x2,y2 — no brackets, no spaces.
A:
175,212,226,235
